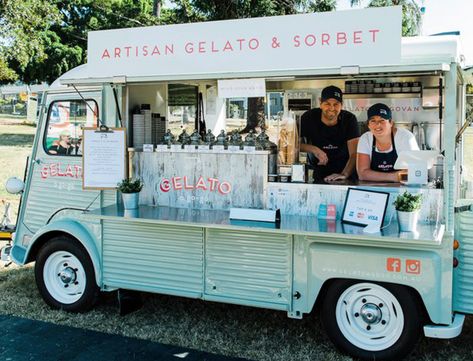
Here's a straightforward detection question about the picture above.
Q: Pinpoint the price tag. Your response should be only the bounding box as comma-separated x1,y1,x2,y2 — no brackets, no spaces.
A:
171,144,183,151
198,144,210,151
243,146,256,153
212,145,225,151
156,144,168,152
228,145,241,152
184,144,195,151
143,144,154,152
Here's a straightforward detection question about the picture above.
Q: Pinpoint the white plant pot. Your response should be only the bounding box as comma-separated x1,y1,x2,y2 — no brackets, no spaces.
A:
397,210,419,232
122,192,139,210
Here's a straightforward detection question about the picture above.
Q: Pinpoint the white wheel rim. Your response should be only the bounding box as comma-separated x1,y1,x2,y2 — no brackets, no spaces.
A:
335,283,404,351
43,251,86,304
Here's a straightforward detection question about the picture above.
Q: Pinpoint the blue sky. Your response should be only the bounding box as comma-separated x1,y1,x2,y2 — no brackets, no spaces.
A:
337,0,473,65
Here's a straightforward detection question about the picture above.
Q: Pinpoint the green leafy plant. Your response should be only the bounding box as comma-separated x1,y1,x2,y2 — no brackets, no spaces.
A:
393,191,422,212
117,178,143,193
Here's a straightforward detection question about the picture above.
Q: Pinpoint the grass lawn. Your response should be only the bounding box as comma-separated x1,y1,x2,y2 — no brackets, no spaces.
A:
0,115,35,222
0,265,472,361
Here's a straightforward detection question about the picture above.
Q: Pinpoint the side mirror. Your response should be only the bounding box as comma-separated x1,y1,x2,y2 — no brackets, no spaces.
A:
5,177,25,195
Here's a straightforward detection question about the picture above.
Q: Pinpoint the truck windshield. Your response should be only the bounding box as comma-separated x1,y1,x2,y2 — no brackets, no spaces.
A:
44,99,98,156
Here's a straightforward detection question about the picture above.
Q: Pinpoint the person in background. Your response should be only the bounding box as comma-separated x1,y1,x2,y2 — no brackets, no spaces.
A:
357,103,419,182
300,85,359,183
48,130,76,155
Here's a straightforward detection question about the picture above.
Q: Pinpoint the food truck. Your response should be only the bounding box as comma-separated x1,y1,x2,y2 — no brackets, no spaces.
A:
1,6,472,361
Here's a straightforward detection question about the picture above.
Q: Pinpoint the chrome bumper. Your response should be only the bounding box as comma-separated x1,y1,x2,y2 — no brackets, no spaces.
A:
0,245,12,263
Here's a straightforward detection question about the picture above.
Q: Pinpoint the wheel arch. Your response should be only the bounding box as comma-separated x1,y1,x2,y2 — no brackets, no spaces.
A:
25,219,101,287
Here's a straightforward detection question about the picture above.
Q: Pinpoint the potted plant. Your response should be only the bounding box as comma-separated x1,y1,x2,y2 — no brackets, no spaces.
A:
393,191,422,232
117,178,143,210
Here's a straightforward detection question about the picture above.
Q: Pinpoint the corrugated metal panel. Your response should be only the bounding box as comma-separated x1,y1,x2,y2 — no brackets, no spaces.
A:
23,162,101,232
102,220,203,294
102,190,117,207
205,229,292,306
453,211,473,313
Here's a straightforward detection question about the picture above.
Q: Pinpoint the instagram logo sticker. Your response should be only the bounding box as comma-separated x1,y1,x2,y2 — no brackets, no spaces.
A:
406,259,421,274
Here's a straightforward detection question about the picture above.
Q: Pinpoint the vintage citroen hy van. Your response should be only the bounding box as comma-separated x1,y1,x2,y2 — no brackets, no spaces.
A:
2,8,473,361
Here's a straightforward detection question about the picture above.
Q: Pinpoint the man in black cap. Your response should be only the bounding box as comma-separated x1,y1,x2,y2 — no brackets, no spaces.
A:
300,85,360,182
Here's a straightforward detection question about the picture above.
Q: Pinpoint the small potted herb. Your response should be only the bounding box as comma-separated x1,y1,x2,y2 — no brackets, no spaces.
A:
393,191,422,232
117,178,143,210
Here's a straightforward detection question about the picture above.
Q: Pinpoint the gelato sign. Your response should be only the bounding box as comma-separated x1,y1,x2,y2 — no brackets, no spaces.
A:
87,7,401,79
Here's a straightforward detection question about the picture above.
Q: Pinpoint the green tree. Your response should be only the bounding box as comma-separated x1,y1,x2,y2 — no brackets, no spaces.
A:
168,0,336,22
0,0,60,82
308,0,336,12
350,0,422,36
2,0,169,83
20,0,164,83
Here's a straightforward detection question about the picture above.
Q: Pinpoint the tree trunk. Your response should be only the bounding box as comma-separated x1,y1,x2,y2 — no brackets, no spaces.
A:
153,0,161,17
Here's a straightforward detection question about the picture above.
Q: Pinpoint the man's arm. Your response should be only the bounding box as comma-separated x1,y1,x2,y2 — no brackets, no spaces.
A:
299,110,329,166
300,143,328,165
324,137,359,181
341,137,359,177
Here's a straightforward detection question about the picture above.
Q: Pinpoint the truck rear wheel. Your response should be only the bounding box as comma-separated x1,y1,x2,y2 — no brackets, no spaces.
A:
35,236,99,312
321,280,421,361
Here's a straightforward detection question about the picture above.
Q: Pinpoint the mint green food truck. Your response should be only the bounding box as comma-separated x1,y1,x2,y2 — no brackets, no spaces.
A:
2,7,473,361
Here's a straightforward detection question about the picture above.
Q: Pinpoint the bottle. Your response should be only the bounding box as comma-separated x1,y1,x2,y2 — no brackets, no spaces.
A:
256,129,278,175
178,129,190,146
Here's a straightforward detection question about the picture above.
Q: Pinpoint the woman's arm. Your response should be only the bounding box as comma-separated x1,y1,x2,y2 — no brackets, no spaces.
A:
356,153,402,182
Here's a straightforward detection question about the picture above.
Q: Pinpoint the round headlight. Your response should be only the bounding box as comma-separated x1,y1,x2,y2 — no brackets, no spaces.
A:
5,177,25,194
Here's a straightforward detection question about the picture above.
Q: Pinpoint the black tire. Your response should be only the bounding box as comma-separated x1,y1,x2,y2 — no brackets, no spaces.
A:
35,236,99,312
321,279,422,361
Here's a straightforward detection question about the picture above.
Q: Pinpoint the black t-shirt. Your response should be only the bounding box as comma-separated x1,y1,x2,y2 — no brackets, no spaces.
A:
48,144,75,155
300,108,359,178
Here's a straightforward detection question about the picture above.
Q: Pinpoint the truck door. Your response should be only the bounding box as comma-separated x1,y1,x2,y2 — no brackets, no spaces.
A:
18,92,104,234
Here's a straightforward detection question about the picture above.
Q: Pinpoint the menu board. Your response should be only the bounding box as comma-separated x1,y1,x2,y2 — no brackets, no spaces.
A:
82,127,126,189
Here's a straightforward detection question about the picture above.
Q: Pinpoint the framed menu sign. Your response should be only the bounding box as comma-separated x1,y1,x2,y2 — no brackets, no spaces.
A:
341,188,389,228
82,127,126,189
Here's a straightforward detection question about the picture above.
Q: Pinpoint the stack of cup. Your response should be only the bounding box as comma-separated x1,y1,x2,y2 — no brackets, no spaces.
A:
133,113,145,149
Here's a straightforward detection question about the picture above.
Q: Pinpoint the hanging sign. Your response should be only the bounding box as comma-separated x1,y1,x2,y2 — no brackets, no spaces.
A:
218,78,266,98
82,128,126,189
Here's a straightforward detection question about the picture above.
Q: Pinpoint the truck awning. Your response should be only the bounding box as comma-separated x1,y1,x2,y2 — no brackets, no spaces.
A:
59,63,451,86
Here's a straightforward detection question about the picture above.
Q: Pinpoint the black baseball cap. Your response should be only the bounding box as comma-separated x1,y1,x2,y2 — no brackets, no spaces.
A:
367,103,392,121
321,86,343,103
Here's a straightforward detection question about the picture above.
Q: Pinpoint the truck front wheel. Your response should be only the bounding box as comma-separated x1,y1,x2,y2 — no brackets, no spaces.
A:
321,280,421,361
35,236,99,312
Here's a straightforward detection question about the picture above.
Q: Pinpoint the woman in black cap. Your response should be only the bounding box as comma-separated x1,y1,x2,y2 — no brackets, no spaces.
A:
357,103,419,182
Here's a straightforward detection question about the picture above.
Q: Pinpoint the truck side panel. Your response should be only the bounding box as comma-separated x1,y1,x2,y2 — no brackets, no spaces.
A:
453,209,473,313
205,228,292,307
102,220,204,297
292,236,453,325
